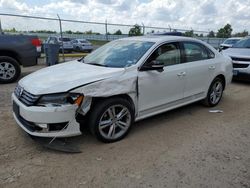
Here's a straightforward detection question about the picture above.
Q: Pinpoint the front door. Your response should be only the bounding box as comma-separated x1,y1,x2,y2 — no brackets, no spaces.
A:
138,42,186,118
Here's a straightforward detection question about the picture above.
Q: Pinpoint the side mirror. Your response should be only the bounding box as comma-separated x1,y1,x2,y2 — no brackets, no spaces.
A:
140,60,164,72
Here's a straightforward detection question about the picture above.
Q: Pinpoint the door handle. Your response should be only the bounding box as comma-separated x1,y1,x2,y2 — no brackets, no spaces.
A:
177,72,186,77
209,65,216,70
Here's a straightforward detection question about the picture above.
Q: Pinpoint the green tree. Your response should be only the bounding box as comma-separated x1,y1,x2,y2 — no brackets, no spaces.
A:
233,30,248,37
216,24,233,38
65,30,73,34
207,31,215,38
85,30,93,34
129,24,142,36
184,30,194,37
114,29,122,35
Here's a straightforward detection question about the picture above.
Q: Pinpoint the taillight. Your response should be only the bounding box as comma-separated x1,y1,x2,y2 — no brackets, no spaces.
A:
31,38,41,47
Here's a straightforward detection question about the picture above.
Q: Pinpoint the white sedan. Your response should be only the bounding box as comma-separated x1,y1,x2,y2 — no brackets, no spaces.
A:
12,36,233,143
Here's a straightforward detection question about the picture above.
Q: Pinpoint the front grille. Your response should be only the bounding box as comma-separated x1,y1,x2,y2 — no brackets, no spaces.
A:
14,85,40,106
233,63,249,68
231,57,250,62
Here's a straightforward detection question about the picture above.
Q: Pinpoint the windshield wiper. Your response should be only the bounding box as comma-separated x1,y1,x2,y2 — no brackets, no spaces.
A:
88,62,107,67
78,57,85,62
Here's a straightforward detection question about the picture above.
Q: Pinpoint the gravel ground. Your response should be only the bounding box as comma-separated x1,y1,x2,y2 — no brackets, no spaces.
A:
0,62,250,188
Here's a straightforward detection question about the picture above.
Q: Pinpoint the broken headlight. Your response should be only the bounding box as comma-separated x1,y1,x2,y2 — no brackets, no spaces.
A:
37,93,84,107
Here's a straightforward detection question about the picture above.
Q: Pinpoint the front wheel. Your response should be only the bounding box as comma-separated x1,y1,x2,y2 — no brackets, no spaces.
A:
203,77,224,107
88,97,134,143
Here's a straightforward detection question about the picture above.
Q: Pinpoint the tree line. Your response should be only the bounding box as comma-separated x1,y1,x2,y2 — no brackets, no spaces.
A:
3,24,249,38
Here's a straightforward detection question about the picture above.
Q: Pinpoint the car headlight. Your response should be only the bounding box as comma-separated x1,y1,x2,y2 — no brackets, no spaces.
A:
37,93,84,107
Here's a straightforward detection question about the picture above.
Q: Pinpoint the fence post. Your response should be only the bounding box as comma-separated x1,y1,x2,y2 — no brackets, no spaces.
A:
0,19,3,34
57,14,65,62
141,22,145,35
105,19,108,41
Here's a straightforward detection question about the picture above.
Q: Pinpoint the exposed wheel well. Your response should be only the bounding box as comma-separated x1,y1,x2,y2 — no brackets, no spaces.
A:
0,50,21,65
215,74,226,90
77,94,135,132
91,94,135,111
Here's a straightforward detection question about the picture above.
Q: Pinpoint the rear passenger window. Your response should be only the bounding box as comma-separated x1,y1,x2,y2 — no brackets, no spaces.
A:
183,42,210,62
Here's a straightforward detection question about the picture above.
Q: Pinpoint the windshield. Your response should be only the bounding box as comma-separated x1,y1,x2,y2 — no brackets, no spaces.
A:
232,38,250,48
224,39,240,45
84,40,154,68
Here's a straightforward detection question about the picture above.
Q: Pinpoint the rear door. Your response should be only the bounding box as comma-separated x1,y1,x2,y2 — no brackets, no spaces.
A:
181,41,216,98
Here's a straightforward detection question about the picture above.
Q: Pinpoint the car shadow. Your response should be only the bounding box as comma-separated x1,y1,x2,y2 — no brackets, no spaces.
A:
36,101,206,154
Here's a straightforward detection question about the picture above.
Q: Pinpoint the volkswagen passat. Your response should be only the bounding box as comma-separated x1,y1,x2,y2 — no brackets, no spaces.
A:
12,36,233,143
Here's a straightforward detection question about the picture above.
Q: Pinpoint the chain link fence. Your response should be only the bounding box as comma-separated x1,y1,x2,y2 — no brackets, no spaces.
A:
0,13,226,49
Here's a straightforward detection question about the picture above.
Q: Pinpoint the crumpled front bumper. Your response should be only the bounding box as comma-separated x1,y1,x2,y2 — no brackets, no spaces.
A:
12,93,82,137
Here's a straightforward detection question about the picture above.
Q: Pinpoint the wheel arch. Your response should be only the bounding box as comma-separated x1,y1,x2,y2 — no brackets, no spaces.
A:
91,94,136,113
215,74,226,90
0,50,21,65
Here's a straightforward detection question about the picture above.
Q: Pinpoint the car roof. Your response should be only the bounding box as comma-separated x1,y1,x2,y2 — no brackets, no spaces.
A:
225,37,242,40
118,35,202,43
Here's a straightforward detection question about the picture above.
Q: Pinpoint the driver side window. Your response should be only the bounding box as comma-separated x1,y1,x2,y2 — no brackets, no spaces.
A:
146,43,181,66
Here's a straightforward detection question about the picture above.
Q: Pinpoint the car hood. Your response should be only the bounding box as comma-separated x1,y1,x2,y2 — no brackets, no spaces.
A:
222,48,250,58
19,60,125,95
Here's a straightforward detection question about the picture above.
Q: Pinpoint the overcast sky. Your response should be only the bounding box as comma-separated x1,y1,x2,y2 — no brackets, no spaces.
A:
0,0,249,34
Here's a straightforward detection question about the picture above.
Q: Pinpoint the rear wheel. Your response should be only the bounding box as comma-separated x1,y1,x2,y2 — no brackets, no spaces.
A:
203,77,224,107
0,56,21,84
89,97,134,143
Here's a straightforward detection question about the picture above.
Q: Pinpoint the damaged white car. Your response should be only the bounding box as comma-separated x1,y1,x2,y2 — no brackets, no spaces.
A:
12,36,233,143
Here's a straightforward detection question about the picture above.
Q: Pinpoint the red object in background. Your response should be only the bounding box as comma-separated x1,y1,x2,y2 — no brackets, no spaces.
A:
31,38,42,47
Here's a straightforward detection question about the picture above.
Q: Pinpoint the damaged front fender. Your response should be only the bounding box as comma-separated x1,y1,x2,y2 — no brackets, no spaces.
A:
71,68,139,115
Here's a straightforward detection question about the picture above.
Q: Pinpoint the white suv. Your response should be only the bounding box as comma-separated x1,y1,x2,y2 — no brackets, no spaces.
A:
12,36,233,143
222,37,250,80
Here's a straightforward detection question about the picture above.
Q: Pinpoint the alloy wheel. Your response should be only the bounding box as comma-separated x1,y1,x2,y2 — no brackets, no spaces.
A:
210,81,223,105
0,62,16,80
98,105,131,140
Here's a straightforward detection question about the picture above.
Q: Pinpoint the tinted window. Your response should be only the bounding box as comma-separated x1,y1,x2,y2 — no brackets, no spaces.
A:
80,40,88,43
146,43,181,66
224,39,240,45
183,42,209,62
59,38,71,42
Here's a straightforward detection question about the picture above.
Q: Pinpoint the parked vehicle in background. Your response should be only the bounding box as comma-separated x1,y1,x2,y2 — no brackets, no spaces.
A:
222,37,250,80
12,36,232,143
219,37,242,51
0,34,41,84
46,36,73,53
152,32,183,36
71,39,93,52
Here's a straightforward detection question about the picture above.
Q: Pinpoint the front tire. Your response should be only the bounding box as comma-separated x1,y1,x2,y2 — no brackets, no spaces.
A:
0,56,21,84
203,77,224,107
88,97,134,143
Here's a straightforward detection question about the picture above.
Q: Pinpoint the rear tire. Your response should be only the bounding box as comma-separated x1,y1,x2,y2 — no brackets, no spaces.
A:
88,97,134,143
0,56,21,84
202,77,224,107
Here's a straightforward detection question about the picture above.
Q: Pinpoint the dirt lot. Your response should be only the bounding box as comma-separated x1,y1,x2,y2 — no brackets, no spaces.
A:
0,62,250,188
